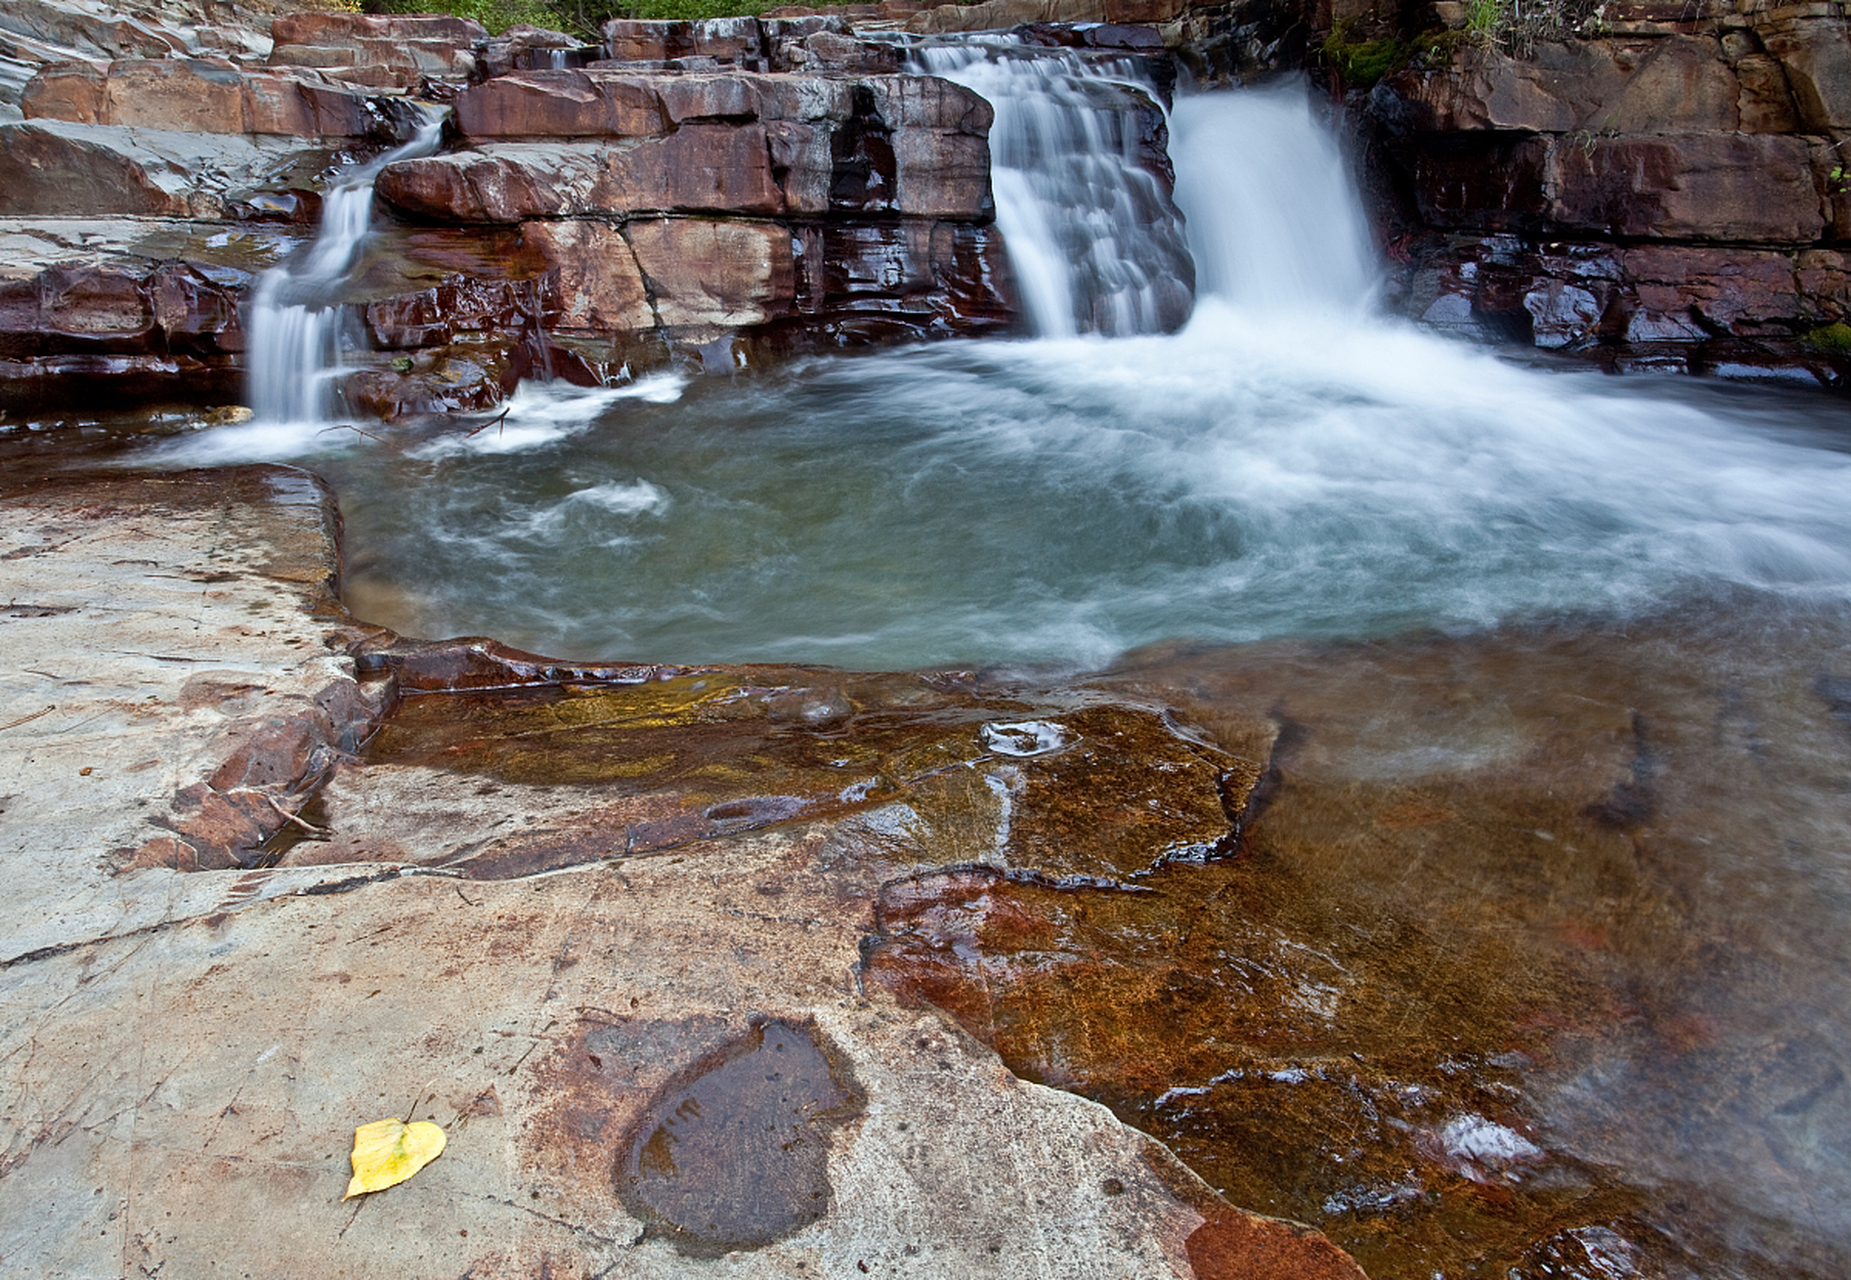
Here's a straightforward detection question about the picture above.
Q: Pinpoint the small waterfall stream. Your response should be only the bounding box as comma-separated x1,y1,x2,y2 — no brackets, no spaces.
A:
245,116,444,424
917,38,1194,336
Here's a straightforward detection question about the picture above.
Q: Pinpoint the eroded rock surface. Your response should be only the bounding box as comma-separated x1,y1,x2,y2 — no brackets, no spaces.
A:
0,465,386,958
0,462,1368,1279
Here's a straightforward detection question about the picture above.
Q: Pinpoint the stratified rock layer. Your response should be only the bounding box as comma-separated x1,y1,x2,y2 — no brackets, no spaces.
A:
1362,4,1851,377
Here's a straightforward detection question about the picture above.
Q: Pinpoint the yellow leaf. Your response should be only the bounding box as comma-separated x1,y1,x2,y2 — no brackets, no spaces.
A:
343,1117,447,1199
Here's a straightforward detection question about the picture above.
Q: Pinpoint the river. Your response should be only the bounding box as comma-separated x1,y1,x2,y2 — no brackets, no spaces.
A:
117,59,1851,1280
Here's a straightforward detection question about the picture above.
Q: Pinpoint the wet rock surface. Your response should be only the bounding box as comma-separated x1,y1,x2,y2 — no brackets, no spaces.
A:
0,461,1368,1279
616,1018,864,1255
922,614,1851,1279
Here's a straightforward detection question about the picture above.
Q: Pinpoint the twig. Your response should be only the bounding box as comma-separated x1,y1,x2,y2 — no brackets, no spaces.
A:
319,422,388,444
0,705,54,732
263,793,329,836
463,407,512,439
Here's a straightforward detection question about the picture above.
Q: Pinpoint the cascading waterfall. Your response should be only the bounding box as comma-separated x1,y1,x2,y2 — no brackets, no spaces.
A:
245,115,444,424
917,38,1195,337
1170,89,1379,314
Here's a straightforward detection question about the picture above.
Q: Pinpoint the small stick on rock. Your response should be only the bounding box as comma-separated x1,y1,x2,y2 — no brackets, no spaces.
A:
264,793,329,836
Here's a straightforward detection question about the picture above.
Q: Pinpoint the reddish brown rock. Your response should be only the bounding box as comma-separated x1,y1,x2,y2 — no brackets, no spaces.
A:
376,144,607,222
1547,132,1825,242
454,70,667,140
1617,244,1803,334
1762,13,1851,130
0,121,191,216
600,16,769,66
362,275,549,352
16,60,107,123
1383,37,1743,134
519,219,655,333
628,217,797,330
1390,132,1552,234
267,10,485,88
604,123,785,214
22,58,379,137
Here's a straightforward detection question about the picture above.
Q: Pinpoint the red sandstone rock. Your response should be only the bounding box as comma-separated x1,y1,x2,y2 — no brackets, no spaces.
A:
23,58,378,137
1384,38,1745,134
377,144,606,222
519,220,655,333
627,218,798,330
268,10,485,88
1761,13,1851,130
455,70,667,139
1547,133,1825,242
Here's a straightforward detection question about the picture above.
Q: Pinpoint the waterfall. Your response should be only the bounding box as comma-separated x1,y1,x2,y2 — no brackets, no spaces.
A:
1169,88,1379,314
245,115,444,424
917,38,1194,338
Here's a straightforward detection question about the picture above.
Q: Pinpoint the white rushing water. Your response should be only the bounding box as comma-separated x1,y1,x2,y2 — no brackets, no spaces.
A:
244,115,444,425
918,39,1194,336
155,71,1851,673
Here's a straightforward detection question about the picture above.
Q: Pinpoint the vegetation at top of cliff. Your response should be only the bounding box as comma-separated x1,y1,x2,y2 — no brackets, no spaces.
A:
1321,0,1610,83
1462,0,1605,57
360,0,768,38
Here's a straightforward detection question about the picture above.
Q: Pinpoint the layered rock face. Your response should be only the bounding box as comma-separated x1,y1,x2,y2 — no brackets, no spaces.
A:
0,6,1016,414
1363,1,1851,378
357,47,1009,413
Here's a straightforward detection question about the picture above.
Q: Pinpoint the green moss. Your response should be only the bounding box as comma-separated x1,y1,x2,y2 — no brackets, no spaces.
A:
1321,24,1409,88
1802,322,1851,355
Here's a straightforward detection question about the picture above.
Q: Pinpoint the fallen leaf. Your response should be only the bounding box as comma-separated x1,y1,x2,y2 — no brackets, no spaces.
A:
344,1117,447,1199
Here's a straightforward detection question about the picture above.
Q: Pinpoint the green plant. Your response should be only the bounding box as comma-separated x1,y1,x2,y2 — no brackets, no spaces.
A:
1802,322,1851,355
362,0,767,38
1464,0,1503,36
1321,20,1411,89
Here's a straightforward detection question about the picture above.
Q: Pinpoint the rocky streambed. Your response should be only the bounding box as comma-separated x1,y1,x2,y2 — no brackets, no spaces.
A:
5,2,1851,1279
9,431,1851,1280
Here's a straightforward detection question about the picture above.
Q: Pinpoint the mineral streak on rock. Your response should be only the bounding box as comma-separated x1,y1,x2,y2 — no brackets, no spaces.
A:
615,1018,866,1255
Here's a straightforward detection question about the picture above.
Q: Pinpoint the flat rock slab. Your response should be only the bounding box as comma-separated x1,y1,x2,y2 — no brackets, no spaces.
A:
0,469,1367,1279
0,465,386,961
